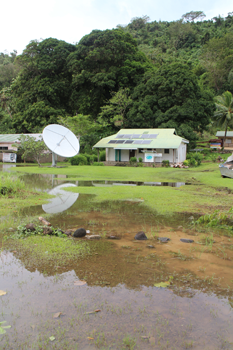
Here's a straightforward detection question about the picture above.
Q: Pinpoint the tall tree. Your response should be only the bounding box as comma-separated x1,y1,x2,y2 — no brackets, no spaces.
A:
126,62,215,146
98,88,132,127
214,91,233,149
201,33,233,92
182,11,206,22
11,38,76,133
67,29,151,120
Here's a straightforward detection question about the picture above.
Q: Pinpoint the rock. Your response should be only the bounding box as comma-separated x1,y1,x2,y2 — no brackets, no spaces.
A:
25,223,36,231
73,228,86,238
188,216,194,221
64,230,73,236
107,235,120,240
43,227,53,235
158,237,170,243
147,245,155,248
177,225,183,229
180,238,194,243
134,231,147,240
86,235,101,239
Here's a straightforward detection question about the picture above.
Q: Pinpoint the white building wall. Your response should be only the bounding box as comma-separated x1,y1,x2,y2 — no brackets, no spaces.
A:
108,148,115,161
105,145,187,163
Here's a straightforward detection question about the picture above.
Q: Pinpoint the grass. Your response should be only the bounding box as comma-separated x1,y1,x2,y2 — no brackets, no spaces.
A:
6,161,233,216
11,161,233,188
4,235,91,268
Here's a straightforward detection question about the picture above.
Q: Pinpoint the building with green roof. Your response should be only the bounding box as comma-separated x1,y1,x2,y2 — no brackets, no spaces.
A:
93,129,189,165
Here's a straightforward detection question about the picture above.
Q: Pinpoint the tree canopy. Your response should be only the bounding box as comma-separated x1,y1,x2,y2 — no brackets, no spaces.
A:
126,62,215,145
67,29,151,119
11,38,76,132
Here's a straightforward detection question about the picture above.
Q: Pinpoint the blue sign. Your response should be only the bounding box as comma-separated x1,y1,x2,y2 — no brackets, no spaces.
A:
146,155,153,160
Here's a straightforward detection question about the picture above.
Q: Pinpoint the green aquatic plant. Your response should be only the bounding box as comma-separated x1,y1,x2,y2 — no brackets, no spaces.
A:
0,321,11,335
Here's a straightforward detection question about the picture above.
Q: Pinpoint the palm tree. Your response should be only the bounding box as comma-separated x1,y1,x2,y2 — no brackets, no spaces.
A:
214,91,233,149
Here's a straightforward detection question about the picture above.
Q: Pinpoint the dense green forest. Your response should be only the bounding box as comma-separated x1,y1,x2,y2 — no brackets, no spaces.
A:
1,11,233,149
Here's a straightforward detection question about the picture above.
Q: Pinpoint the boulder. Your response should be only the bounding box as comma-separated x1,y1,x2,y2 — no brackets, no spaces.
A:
134,231,147,240
107,235,120,240
180,238,194,243
64,229,73,236
158,237,171,243
25,223,36,231
43,227,53,235
73,228,86,238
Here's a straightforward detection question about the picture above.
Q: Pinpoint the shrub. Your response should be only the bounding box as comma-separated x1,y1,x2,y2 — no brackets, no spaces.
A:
183,160,189,166
162,160,170,167
138,162,143,167
100,151,106,161
93,162,104,166
83,153,92,165
93,155,98,162
201,149,211,155
130,157,137,166
188,158,198,167
186,152,203,166
70,154,87,165
138,157,143,163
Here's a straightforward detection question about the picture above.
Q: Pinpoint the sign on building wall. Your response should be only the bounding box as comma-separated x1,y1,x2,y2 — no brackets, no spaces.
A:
145,153,162,162
3,153,17,163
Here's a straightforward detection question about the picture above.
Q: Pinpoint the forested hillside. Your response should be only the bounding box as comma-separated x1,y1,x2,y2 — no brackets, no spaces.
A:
0,11,233,149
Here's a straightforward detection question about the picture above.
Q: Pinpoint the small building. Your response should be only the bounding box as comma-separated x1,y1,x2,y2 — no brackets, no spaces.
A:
0,134,65,163
216,131,233,150
93,129,189,166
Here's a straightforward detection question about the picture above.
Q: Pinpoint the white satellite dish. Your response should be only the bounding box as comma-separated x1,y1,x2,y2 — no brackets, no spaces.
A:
42,183,79,214
42,124,80,166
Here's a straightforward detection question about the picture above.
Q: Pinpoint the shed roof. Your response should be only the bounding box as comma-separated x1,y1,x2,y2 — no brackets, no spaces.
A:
0,134,42,143
93,129,188,150
216,131,233,137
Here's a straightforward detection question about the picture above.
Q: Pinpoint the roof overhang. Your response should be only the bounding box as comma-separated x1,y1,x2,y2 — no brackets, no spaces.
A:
114,147,138,150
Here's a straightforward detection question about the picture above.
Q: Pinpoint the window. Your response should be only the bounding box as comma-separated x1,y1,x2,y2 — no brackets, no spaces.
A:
225,139,231,144
164,149,169,154
0,147,8,150
139,149,143,153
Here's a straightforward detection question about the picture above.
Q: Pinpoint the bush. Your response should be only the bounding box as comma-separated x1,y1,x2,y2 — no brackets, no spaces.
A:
83,153,93,165
93,155,98,162
201,149,211,155
100,151,106,161
138,157,143,163
70,154,87,165
162,160,170,167
130,157,137,166
138,162,143,167
186,152,203,166
93,162,104,166
188,158,198,167
183,160,189,166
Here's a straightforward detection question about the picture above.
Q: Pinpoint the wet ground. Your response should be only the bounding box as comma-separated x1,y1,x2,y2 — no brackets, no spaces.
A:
1,171,233,349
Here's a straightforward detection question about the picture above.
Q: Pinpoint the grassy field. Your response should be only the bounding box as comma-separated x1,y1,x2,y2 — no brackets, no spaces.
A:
9,162,233,215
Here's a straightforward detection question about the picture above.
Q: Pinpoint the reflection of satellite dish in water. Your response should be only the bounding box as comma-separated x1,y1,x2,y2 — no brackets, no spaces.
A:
42,183,79,214
42,124,80,167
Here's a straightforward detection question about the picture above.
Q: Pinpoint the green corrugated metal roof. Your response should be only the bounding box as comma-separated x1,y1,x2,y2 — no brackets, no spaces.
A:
216,131,233,137
0,134,42,142
93,129,188,149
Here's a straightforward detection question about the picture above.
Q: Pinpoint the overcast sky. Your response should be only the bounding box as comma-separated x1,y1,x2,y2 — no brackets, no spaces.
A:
1,0,233,54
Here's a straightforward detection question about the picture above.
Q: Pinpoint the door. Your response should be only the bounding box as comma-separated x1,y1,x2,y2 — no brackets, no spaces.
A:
115,149,121,161
129,150,135,159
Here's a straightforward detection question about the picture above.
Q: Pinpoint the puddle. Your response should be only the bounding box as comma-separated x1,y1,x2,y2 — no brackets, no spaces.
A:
1,170,233,349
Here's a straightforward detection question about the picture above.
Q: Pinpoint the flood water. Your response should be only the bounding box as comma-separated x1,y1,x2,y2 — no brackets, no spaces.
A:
1,170,233,349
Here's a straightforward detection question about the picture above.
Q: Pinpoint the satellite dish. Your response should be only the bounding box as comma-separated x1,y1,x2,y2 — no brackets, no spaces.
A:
42,183,79,214
42,124,80,166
